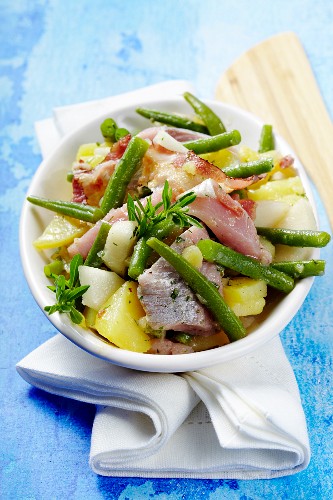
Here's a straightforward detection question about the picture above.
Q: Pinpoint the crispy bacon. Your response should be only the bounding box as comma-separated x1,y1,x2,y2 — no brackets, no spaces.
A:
72,176,86,204
71,135,132,206
231,193,257,220
104,134,131,160
279,154,294,169
137,127,260,197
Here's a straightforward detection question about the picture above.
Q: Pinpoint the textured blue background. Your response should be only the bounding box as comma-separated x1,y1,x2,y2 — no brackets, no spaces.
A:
1,1,332,498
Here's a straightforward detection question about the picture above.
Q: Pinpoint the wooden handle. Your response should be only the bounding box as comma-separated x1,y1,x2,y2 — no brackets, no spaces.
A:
215,32,333,229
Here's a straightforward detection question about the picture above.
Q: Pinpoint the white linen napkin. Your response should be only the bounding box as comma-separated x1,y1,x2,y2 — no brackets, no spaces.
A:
19,81,310,478
17,334,309,479
34,80,194,157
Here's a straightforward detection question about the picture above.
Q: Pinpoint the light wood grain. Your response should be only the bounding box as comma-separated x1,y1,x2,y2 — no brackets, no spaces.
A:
215,32,333,229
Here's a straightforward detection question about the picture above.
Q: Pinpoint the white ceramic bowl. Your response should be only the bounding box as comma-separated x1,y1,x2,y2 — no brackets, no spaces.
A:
20,97,319,372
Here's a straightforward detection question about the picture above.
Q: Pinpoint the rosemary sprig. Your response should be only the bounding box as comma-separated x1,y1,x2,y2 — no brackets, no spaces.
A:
44,254,89,324
127,180,202,238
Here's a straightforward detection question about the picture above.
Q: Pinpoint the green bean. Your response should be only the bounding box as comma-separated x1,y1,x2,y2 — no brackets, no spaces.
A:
84,221,111,268
256,227,331,247
258,124,275,153
136,107,209,134
128,218,177,280
271,260,326,278
146,237,246,342
100,118,117,140
222,158,274,178
27,196,104,223
44,259,64,277
100,118,130,142
183,130,241,154
197,239,294,293
100,136,149,215
183,92,226,135
115,127,130,140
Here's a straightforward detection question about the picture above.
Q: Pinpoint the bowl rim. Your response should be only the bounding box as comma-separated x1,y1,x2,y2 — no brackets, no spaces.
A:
20,96,319,372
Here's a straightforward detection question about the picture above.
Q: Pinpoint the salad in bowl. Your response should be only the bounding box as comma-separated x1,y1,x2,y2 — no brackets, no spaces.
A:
20,93,330,372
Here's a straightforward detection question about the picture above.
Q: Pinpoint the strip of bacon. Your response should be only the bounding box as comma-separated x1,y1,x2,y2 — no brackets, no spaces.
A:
72,135,132,206
137,127,260,197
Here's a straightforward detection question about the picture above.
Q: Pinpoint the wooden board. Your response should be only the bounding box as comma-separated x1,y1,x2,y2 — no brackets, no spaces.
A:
215,32,333,229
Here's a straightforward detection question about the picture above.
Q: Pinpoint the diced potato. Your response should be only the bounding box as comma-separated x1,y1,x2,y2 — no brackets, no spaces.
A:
85,155,109,168
223,278,267,316
254,200,290,228
84,307,98,329
95,282,151,353
274,197,317,262
248,176,304,201
76,143,99,160
270,162,297,180
182,245,203,268
200,149,237,169
102,220,138,276
79,265,124,310
75,143,111,168
33,215,87,250
238,145,260,163
189,331,230,352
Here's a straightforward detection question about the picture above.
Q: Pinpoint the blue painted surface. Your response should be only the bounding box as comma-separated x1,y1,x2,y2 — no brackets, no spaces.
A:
1,1,332,498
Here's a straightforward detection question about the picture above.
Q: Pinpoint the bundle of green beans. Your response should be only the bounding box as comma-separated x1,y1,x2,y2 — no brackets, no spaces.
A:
137,91,227,137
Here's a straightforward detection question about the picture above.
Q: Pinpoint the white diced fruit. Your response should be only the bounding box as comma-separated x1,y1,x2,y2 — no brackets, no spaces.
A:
102,220,138,276
254,200,290,228
274,197,318,262
78,266,124,310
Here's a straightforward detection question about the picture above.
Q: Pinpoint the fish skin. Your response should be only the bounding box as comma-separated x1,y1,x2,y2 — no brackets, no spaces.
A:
138,226,222,335
148,337,194,354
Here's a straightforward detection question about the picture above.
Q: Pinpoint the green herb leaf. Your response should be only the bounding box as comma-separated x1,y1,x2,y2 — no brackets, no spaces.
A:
127,193,137,222
68,254,83,288
126,180,202,238
44,255,89,325
69,309,85,325
162,180,172,210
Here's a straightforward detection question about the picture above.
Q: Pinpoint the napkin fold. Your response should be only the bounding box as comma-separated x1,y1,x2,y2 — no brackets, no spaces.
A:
35,80,194,157
19,80,310,478
17,334,309,478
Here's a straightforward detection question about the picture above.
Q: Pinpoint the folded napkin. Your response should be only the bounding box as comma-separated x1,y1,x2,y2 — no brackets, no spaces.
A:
17,334,309,478
34,80,194,157
19,81,310,478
